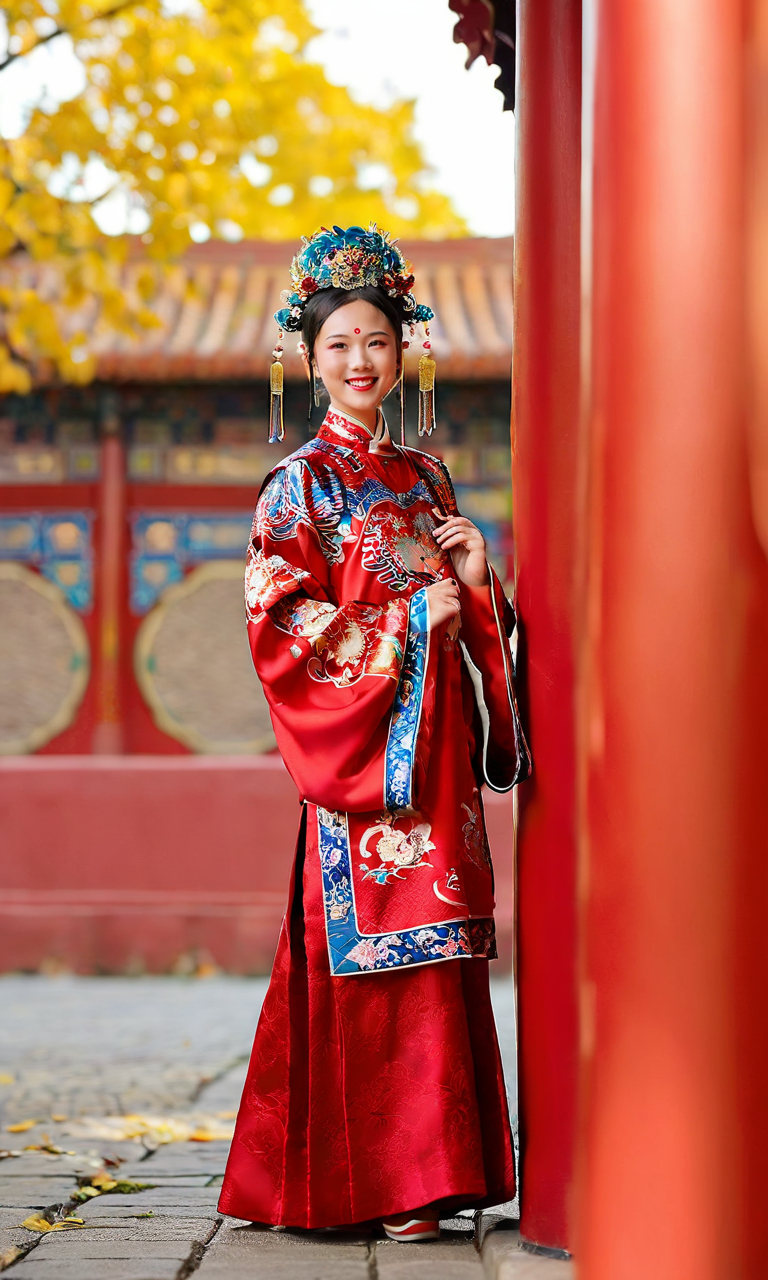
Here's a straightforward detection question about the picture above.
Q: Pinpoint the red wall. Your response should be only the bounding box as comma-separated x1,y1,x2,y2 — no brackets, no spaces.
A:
0,756,516,975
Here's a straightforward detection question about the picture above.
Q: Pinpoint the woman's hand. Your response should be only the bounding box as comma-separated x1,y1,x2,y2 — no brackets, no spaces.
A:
432,509,490,588
425,578,461,630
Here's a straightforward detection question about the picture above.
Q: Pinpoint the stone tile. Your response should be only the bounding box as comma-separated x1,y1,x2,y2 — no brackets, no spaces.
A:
64,1215,218,1241
0,1177,77,1207
20,1235,191,1258
481,1231,574,1278
119,1143,230,1179
375,1237,484,1278
195,1223,371,1277
8,1258,183,1280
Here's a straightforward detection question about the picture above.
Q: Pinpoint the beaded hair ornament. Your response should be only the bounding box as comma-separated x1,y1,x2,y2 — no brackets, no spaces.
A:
269,223,437,445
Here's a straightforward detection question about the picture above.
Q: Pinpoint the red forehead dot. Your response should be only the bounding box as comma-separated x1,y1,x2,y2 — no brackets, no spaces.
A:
354,328,361,334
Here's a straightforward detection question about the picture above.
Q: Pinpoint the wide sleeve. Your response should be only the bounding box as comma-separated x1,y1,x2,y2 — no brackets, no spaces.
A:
245,460,437,814
458,566,532,791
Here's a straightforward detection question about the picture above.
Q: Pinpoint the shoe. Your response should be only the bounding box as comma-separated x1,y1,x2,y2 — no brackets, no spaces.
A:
382,1217,440,1242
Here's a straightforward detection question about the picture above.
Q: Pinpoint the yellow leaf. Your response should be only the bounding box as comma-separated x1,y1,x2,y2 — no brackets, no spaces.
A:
90,1174,118,1190
6,1120,36,1133
0,1246,23,1271
0,180,15,218
20,1215,52,1233
0,1074,14,1085
50,1114,67,1122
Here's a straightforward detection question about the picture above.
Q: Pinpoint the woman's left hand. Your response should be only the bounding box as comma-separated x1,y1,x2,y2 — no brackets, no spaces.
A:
432,508,490,588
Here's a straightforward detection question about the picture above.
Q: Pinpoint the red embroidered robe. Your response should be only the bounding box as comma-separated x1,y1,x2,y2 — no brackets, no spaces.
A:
245,407,530,976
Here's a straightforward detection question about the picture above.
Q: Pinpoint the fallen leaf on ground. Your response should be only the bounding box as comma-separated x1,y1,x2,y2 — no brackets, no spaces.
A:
0,1150,20,1160
20,1214,86,1233
50,1114,67,1122
6,1120,37,1133
135,1212,155,1219
71,1187,101,1202
0,1074,14,1086
63,1113,235,1144
0,1246,23,1270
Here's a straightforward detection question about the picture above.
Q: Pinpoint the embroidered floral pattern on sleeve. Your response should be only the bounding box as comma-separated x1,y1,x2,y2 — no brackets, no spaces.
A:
307,600,407,688
245,545,310,620
317,806,496,976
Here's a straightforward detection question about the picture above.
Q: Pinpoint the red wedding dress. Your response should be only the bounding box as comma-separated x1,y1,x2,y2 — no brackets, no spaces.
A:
218,407,530,1228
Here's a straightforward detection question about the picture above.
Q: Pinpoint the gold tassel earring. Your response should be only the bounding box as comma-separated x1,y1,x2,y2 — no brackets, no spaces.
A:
269,330,285,443
418,324,436,437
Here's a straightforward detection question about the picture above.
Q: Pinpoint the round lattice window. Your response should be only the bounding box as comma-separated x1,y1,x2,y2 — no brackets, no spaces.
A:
135,561,276,754
0,563,90,754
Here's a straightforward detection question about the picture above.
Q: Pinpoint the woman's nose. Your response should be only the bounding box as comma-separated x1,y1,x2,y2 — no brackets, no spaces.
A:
349,346,373,370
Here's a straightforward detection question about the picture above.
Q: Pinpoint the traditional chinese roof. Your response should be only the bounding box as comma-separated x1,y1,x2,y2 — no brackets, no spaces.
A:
85,237,514,384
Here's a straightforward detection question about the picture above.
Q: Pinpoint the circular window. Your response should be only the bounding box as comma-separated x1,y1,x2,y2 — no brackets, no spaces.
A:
134,560,276,754
0,563,90,754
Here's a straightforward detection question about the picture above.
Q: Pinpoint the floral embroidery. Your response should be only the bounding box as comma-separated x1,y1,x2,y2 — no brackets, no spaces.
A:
385,588,429,812
317,806,496,975
270,595,338,638
361,508,446,591
245,546,310,620
307,600,407,689
359,814,435,884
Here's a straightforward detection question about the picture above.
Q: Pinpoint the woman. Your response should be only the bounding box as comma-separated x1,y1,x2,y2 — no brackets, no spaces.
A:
218,225,530,1241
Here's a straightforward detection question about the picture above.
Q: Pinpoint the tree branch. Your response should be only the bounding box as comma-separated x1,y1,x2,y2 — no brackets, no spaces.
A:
0,0,137,76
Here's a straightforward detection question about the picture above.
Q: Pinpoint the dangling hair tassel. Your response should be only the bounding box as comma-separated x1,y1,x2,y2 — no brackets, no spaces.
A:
418,326,436,437
269,330,285,443
399,372,406,445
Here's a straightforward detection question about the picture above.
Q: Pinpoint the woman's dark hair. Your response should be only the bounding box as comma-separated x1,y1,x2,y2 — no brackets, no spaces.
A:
301,285,409,366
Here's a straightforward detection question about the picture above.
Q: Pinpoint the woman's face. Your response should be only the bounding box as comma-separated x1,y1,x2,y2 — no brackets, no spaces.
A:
312,298,399,423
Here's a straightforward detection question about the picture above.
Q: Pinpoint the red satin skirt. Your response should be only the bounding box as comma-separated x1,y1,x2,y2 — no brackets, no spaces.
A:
218,815,516,1228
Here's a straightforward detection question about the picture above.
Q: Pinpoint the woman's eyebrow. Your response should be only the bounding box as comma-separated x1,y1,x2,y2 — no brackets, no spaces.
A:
325,330,390,340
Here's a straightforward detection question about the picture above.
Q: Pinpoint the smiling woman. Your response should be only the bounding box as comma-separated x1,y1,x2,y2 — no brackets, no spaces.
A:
304,288,403,432
217,223,531,1240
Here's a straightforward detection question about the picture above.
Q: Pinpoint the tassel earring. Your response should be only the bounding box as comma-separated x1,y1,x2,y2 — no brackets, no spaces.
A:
418,324,436,437
269,330,285,444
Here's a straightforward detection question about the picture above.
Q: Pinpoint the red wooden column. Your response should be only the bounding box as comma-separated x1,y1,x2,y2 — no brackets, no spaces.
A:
512,0,582,1252
92,402,126,754
576,2,768,1275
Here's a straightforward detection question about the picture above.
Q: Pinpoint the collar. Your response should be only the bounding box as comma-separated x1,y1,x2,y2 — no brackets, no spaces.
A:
319,406,398,455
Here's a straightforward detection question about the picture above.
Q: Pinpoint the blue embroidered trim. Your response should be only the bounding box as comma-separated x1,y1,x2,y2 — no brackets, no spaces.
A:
318,806,491,975
384,587,429,813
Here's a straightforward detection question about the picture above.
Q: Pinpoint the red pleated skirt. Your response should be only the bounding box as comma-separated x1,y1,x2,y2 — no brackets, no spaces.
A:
218,815,516,1228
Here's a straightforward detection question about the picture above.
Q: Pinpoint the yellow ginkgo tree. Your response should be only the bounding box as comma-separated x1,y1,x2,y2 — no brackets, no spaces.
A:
0,0,466,392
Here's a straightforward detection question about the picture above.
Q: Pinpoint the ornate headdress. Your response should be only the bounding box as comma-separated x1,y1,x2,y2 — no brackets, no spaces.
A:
269,224,437,444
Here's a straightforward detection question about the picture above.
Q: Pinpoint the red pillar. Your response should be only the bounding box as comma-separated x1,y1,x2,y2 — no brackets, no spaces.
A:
576,2,768,1275
92,405,126,754
512,0,582,1252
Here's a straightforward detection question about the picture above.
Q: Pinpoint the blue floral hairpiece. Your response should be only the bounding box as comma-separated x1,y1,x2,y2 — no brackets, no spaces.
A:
274,223,435,333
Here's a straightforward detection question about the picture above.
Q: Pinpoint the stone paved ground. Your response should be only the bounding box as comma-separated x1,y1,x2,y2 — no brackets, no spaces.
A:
0,976,572,1279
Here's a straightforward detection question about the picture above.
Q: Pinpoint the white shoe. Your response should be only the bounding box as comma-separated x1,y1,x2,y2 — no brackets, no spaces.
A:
382,1217,440,1242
